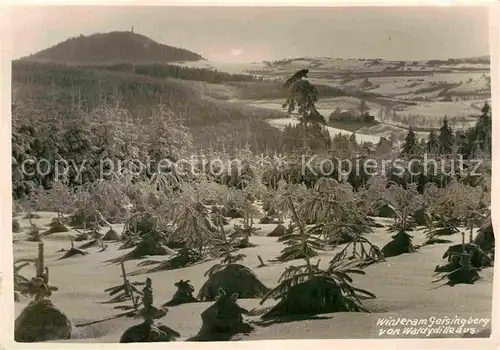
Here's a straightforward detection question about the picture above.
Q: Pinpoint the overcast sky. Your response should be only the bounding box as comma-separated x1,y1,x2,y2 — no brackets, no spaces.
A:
8,6,491,62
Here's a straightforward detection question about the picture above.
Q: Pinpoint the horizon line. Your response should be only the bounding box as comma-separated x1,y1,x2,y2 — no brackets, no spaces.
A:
13,29,491,64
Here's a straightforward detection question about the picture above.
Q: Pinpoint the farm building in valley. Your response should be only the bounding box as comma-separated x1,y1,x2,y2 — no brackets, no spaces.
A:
329,107,375,123
329,107,360,121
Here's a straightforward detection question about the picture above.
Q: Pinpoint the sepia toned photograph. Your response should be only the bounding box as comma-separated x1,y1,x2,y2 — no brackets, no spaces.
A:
5,4,495,344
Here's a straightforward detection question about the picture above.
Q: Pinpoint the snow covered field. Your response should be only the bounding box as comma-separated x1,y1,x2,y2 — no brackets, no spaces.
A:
267,117,382,144
181,57,489,144
12,212,493,342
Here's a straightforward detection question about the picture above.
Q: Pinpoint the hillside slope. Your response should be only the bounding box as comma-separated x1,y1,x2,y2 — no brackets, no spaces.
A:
20,31,205,64
12,61,286,154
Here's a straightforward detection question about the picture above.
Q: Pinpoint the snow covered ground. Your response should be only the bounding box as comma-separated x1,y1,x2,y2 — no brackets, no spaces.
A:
267,117,382,144
12,211,494,342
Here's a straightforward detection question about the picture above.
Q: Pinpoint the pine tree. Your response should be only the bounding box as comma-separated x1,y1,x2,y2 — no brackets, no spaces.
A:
401,127,417,155
474,101,491,154
426,130,440,155
281,123,331,152
455,130,468,157
282,72,324,125
438,117,455,155
413,138,426,155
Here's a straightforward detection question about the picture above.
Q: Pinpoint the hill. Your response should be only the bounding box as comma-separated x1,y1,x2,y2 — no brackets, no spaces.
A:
20,31,205,64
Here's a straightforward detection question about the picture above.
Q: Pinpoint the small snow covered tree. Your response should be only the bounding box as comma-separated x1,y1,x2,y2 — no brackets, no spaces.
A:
256,193,376,320
433,180,491,285
38,181,75,220
300,178,384,266
15,242,72,342
380,183,423,257
171,193,218,255
120,278,180,343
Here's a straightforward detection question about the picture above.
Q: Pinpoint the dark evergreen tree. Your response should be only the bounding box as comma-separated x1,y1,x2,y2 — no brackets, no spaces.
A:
418,138,427,153
455,130,468,157
426,130,440,155
438,117,455,155
348,156,373,191
401,127,417,155
282,71,324,125
408,138,425,158
474,101,491,155
281,123,331,152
